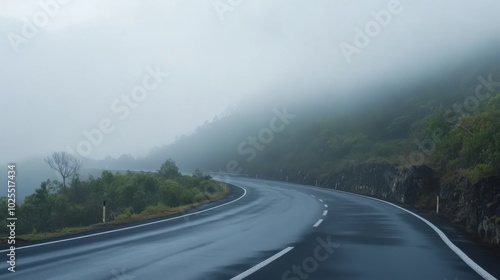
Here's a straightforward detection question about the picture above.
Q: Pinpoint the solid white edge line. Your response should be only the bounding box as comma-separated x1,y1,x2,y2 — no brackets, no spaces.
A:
323,210,328,216
313,219,323,227
0,185,248,252
230,246,294,280
329,189,496,280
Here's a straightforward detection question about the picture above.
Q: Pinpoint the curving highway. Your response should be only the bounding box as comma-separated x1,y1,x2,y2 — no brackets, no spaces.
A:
1,177,499,279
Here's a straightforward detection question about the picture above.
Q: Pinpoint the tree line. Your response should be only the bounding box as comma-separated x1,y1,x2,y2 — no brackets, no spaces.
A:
0,159,225,236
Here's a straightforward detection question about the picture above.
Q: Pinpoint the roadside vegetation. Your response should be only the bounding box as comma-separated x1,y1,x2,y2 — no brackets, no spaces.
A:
0,159,228,242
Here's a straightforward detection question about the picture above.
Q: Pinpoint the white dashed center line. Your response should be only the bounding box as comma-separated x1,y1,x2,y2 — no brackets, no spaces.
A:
313,219,323,227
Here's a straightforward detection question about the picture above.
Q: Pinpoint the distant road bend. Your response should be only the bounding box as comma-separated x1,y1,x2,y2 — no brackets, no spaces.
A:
1,177,498,279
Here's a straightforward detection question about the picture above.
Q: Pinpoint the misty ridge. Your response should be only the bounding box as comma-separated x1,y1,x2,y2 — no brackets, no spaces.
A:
139,46,500,179
6,44,500,201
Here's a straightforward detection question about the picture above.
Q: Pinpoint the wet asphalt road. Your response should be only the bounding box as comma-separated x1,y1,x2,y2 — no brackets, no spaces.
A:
1,177,498,280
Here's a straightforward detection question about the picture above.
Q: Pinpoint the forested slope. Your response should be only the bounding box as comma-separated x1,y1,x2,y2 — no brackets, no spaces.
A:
143,52,500,185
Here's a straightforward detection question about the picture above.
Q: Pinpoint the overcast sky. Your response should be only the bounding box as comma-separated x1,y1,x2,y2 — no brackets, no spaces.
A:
1,0,500,163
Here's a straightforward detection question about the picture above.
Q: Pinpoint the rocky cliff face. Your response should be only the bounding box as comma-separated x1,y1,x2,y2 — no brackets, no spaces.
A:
319,164,500,245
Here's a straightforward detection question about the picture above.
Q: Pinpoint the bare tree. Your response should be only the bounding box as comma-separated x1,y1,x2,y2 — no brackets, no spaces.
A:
44,152,82,189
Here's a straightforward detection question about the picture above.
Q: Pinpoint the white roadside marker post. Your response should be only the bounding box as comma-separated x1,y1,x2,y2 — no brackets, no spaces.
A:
103,200,106,223
436,195,440,214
